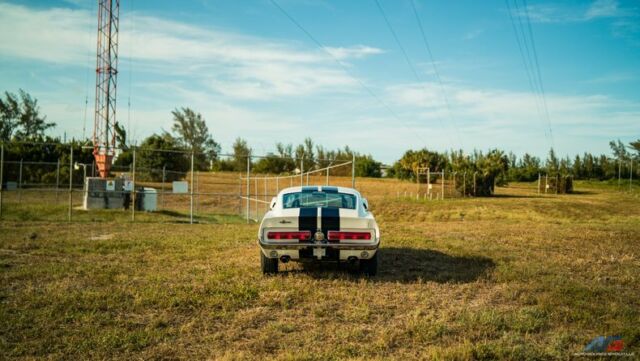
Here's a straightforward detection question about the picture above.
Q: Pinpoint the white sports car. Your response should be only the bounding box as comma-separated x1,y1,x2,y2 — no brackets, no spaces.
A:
258,186,380,275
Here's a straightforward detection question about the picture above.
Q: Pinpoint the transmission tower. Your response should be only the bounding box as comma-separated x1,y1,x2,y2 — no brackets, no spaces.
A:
93,0,120,178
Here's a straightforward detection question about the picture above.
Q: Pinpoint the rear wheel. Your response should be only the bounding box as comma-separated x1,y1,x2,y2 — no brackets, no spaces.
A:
360,252,378,276
261,251,278,274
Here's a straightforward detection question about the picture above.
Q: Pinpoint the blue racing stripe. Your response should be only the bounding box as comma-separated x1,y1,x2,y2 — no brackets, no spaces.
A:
321,207,340,239
298,207,317,237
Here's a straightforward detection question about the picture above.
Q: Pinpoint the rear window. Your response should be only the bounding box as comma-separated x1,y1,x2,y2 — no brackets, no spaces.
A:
283,191,357,209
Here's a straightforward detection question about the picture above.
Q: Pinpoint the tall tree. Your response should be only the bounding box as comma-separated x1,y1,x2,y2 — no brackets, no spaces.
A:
546,148,559,174
170,107,220,170
629,139,640,158
232,137,251,172
0,90,55,141
609,139,629,160
114,121,127,150
0,91,19,141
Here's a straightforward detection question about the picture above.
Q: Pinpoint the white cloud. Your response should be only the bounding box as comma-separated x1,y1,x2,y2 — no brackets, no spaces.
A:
515,0,636,23
385,81,640,155
324,45,384,60
0,3,382,101
585,0,623,20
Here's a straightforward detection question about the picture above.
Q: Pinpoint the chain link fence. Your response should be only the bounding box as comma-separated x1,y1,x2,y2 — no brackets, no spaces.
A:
0,143,357,224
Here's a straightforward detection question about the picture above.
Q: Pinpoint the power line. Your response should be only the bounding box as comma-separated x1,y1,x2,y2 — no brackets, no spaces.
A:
506,0,555,149
269,0,403,124
505,0,547,143
522,0,554,148
374,0,420,81
409,0,463,149
374,0,457,147
268,0,430,145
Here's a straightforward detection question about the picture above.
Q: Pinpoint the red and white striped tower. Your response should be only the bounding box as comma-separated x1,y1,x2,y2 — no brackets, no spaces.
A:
93,0,119,178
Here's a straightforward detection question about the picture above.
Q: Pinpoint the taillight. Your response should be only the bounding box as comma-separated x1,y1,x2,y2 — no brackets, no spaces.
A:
267,231,311,241
327,231,372,241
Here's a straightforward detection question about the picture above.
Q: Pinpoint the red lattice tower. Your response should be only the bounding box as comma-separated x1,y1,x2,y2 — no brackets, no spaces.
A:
93,0,119,178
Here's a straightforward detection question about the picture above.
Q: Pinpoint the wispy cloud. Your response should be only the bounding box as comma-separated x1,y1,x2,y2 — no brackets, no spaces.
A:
585,0,625,20
516,0,636,23
0,3,382,101
463,28,485,40
324,45,384,59
583,71,637,84
385,81,640,153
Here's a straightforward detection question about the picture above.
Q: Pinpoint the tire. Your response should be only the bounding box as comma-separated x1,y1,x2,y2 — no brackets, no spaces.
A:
261,251,278,274
360,252,378,276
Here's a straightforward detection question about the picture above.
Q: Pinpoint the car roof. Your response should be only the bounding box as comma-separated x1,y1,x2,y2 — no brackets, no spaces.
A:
277,186,360,197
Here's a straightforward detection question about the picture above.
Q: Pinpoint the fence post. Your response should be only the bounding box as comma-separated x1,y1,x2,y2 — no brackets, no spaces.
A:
452,171,456,197
630,160,633,191
618,158,622,187
161,165,166,208
326,167,329,186
196,170,200,216
246,155,250,223
18,159,23,203
463,172,466,197
352,154,356,189
190,152,194,224
441,171,445,199
238,175,242,215
254,175,258,220
473,172,476,196
427,168,431,196
545,174,548,194
68,147,73,222
264,177,268,215
537,173,541,194
56,159,60,203
0,144,3,219
131,147,136,222
300,158,304,186
306,172,309,186
416,166,420,196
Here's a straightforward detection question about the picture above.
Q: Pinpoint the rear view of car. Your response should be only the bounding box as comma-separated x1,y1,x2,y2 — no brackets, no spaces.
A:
257,186,380,275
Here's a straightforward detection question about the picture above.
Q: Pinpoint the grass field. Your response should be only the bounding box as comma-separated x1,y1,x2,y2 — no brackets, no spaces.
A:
1,178,639,360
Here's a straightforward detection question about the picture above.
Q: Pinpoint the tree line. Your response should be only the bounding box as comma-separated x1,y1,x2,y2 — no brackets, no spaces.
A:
1,89,638,189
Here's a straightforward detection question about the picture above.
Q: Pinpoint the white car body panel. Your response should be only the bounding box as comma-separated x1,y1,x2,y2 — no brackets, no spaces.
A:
257,186,380,261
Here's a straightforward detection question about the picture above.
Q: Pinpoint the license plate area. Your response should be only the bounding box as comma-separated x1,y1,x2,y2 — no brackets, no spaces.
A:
313,247,326,259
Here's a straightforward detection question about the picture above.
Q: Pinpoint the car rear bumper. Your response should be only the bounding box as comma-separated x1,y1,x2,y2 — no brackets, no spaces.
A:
258,239,379,260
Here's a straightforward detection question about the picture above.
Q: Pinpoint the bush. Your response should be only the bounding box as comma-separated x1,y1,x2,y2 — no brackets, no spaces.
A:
544,175,573,194
455,172,495,197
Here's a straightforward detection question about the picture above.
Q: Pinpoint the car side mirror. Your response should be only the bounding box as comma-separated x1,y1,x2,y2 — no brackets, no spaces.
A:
270,197,277,209
362,198,369,211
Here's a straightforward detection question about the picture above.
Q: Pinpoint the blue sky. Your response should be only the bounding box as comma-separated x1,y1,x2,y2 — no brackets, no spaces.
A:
0,0,638,163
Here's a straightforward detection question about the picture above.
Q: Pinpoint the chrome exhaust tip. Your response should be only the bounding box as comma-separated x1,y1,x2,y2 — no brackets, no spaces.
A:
280,255,291,263
347,256,358,264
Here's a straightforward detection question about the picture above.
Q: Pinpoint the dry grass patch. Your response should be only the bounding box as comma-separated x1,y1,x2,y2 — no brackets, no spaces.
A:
1,180,639,359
